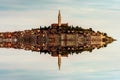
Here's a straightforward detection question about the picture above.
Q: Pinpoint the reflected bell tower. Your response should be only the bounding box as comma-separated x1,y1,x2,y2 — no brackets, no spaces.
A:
58,53,61,70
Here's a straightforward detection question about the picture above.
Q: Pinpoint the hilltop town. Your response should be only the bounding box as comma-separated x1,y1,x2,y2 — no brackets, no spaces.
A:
0,11,115,70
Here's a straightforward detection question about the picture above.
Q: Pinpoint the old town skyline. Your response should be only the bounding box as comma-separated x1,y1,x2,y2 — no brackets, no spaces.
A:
0,0,119,80
0,11,115,70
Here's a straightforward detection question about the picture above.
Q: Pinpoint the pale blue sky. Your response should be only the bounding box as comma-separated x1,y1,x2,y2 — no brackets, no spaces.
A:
0,0,119,39
0,0,120,80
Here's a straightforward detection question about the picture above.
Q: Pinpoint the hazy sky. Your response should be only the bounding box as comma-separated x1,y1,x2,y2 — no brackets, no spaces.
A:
0,0,120,80
0,0,119,39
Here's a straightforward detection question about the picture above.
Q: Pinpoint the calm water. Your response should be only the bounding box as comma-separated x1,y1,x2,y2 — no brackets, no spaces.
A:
0,40,119,80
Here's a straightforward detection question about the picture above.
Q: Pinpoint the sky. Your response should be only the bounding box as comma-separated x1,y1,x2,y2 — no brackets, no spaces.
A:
0,0,119,39
0,0,120,80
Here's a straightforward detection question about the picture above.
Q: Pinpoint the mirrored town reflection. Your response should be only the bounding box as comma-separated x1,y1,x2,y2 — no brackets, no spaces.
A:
0,11,115,70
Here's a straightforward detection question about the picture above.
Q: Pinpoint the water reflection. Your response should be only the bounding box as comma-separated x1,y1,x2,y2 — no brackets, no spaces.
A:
0,27,115,70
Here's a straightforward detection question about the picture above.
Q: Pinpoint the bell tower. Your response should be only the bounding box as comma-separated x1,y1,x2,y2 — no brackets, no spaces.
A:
58,10,61,27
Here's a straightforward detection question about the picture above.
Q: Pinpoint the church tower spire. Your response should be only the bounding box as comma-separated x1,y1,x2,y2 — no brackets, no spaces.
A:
58,10,61,27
